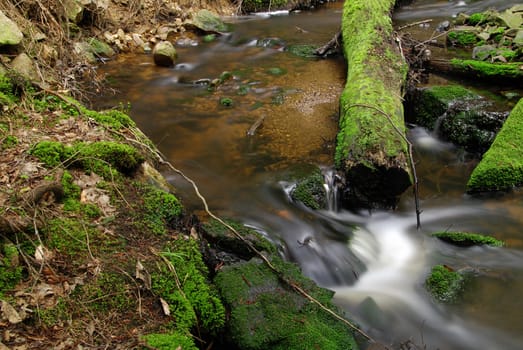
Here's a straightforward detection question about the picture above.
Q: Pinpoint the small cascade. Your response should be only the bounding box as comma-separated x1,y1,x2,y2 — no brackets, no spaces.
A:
322,167,343,212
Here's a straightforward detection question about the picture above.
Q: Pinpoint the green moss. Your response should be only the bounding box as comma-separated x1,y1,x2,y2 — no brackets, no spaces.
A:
215,256,358,350
0,74,18,106
219,97,233,107
35,298,69,327
83,109,136,130
447,31,479,47
467,98,523,192
88,38,114,57
33,94,79,116
290,168,326,210
73,272,132,312
31,140,144,178
450,59,523,80
140,184,183,235
74,141,144,177
30,140,71,167
45,218,89,257
152,238,225,338
286,44,317,58
410,85,478,129
266,67,287,76
433,231,503,247
425,265,465,303
0,242,23,298
468,13,488,26
142,332,197,350
2,135,18,149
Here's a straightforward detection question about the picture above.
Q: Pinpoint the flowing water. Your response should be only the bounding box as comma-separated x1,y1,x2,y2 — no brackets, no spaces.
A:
93,1,523,348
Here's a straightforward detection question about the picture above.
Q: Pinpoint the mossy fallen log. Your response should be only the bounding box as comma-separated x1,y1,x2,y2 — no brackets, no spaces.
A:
467,98,523,193
428,59,523,83
336,0,412,208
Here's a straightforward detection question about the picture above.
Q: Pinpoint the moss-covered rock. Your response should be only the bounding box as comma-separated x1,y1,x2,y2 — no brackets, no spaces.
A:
406,85,479,129
425,265,465,303
214,256,359,350
290,168,326,210
432,231,504,247
30,140,144,178
201,218,277,259
467,98,523,192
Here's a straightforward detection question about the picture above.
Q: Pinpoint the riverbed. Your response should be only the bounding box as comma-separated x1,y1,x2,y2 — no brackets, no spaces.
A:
93,1,523,349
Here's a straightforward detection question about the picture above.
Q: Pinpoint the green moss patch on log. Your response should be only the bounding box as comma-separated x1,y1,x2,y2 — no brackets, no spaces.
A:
215,256,359,350
449,59,523,80
467,98,523,192
425,265,465,303
433,231,504,247
336,0,411,207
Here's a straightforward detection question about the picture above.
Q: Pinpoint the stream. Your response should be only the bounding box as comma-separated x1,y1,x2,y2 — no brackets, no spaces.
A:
93,1,523,349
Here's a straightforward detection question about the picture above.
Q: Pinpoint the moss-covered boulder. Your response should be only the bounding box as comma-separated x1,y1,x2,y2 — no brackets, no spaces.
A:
152,41,177,67
290,168,326,210
214,256,359,350
0,10,23,46
406,85,508,153
189,9,230,33
467,98,523,192
425,265,465,303
432,231,504,247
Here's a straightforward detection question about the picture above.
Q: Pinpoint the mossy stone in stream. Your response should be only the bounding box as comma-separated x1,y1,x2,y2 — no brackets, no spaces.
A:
214,256,359,350
290,167,326,210
425,265,465,303
407,85,479,129
286,44,317,58
467,98,523,192
432,231,504,247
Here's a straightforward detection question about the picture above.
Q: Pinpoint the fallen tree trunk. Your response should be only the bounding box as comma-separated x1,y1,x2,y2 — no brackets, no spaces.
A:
336,0,412,208
428,58,523,83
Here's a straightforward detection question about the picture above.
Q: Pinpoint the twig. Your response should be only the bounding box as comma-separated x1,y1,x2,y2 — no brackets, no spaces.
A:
348,103,422,229
397,19,433,31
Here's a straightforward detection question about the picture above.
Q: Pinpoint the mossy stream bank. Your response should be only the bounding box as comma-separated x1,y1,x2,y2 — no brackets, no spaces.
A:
0,67,361,349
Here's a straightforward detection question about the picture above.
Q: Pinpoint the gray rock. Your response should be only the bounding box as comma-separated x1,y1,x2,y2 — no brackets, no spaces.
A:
11,53,39,82
0,10,23,46
472,44,496,61
152,41,177,67
74,41,97,63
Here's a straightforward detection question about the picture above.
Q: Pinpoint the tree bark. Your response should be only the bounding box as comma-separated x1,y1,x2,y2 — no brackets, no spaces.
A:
336,0,412,208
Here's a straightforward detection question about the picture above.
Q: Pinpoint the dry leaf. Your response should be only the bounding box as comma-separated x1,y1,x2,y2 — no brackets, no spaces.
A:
1,300,23,324
135,260,152,290
159,298,170,316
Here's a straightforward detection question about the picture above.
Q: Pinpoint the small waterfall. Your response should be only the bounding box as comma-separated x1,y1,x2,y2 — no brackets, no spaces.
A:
322,167,342,212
